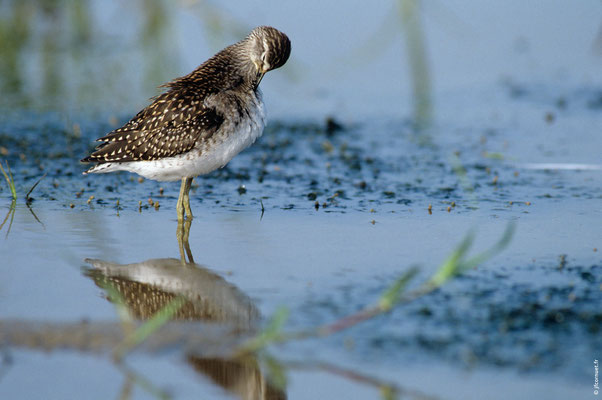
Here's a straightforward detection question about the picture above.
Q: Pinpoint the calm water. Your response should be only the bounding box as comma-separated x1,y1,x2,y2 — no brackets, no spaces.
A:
1,1,601,399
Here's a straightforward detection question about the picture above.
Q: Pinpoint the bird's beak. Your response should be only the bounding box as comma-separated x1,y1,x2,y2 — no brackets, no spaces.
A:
254,70,266,89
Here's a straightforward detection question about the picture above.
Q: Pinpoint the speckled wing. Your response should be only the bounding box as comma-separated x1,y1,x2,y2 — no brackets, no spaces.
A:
81,90,223,163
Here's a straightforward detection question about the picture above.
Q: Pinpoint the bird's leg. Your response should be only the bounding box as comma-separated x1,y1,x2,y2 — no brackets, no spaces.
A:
177,177,187,222
183,177,194,220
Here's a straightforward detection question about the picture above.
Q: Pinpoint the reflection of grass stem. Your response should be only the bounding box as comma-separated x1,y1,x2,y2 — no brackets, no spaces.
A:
399,0,432,130
283,360,437,400
240,222,515,355
0,160,17,237
115,363,171,400
0,201,16,238
449,152,480,210
25,203,43,228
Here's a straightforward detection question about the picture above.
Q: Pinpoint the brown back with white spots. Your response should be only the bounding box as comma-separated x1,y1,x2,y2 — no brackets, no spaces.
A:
82,89,223,163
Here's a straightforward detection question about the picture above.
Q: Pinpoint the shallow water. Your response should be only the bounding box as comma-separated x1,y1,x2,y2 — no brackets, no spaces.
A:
1,207,599,399
1,105,601,399
1,1,602,400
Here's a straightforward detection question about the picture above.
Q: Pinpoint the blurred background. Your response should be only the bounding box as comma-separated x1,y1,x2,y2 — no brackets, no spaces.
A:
1,3,601,399
1,0,600,122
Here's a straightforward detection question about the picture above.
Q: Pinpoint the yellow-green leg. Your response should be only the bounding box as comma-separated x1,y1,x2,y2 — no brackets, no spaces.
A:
183,177,193,220
177,177,194,222
177,178,186,222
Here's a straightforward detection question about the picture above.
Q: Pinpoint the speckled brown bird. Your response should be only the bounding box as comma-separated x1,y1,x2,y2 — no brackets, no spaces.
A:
81,26,291,221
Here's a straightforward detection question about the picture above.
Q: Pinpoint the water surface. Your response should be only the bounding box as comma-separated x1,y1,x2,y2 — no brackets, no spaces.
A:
1,1,601,399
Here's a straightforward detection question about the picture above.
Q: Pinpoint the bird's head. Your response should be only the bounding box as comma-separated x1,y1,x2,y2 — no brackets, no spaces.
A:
247,26,291,88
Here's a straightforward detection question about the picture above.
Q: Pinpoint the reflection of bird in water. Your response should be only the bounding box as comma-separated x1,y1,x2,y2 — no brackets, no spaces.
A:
85,220,257,327
85,220,286,399
86,257,259,328
81,26,291,221
187,356,286,400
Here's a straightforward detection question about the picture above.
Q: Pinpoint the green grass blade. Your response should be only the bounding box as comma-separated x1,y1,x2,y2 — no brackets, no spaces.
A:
427,222,515,289
378,266,419,311
461,222,516,271
97,280,134,327
262,353,288,391
380,385,397,400
234,224,515,357
116,364,171,400
114,295,186,359
6,162,16,200
240,306,289,353
427,229,475,288
0,160,17,201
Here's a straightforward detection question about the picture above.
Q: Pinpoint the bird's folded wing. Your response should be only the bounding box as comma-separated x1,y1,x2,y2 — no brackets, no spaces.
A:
81,90,223,163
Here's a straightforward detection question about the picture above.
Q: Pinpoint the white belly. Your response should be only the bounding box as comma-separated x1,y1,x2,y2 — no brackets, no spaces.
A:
89,94,266,182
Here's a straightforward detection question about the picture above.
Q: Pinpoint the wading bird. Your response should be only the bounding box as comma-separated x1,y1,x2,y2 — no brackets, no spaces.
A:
82,26,291,221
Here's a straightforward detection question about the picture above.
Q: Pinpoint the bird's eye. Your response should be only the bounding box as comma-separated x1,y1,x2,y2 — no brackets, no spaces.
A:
261,51,268,62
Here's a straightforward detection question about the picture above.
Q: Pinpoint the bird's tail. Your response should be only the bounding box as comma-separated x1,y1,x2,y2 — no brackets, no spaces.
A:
82,163,117,175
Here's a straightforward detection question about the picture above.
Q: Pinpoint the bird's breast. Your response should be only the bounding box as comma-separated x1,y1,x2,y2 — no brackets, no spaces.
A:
185,90,266,176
